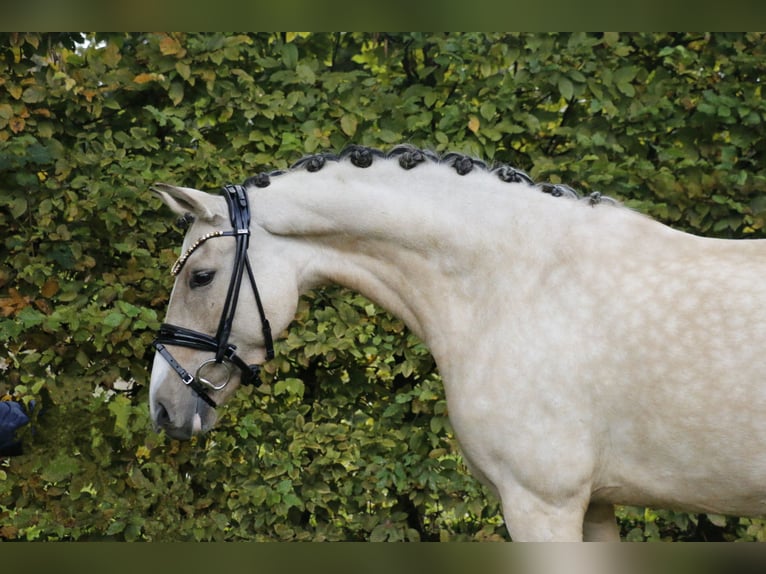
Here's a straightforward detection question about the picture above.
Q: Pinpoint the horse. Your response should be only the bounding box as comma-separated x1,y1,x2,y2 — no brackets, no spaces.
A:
148,144,766,541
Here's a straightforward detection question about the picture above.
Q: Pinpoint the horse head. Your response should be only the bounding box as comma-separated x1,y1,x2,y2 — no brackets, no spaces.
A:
148,183,301,439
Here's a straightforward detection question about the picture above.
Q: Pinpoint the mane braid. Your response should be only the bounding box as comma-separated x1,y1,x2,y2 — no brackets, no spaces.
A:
242,145,619,207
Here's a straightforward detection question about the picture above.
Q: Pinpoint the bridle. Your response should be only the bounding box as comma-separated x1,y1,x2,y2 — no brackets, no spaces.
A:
152,184,274,408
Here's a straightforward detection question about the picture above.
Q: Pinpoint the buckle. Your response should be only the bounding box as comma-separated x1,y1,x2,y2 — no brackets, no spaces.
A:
222,344,238,361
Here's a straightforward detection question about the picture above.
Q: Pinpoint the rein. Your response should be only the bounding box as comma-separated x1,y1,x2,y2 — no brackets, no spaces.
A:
152,184,274,408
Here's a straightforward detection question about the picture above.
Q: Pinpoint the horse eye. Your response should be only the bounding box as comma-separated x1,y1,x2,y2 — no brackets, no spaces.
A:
190,270,216,288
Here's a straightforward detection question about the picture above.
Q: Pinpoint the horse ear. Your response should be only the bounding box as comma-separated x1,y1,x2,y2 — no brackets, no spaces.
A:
151,183,224,222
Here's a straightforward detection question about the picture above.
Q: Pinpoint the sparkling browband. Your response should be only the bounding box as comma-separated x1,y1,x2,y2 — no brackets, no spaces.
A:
171,230,227,276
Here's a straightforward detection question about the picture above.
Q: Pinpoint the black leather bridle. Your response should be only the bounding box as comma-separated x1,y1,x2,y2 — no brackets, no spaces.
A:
152,184,274,408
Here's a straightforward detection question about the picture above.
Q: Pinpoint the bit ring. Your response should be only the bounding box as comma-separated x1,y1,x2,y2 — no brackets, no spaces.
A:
195,359,233,391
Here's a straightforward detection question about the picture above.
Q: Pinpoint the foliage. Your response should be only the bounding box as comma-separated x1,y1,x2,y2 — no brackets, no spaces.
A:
1,32,766,541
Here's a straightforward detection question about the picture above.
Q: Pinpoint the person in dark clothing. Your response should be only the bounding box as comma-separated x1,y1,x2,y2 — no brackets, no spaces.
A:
0,401,30,456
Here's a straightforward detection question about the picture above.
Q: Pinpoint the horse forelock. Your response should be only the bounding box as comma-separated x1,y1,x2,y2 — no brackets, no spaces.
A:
242,144,620,208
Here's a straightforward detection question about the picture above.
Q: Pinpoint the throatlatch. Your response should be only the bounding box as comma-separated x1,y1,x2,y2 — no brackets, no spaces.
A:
152,184,274,408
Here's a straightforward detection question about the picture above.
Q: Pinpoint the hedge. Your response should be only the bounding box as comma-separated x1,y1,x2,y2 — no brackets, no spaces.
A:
2,32,766,541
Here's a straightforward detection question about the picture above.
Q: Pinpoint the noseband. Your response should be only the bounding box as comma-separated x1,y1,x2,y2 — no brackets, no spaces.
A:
152,184,274,408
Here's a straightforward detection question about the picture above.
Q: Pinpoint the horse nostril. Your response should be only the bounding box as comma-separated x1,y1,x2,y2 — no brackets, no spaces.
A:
154,402,171,429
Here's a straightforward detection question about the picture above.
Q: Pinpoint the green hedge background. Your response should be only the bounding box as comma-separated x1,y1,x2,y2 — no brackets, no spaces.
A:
2,32,766,541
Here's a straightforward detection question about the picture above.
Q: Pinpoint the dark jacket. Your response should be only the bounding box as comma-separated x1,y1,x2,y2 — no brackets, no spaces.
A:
0,401,30,456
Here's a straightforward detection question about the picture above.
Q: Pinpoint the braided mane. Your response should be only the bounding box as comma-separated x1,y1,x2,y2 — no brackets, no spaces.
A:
242,144,618,207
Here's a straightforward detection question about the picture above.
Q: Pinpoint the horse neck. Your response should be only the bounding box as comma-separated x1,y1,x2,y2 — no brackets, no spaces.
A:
251,160,552,357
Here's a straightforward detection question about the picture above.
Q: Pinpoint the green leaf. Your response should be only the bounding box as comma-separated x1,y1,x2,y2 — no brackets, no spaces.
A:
340,114,358,137
558,77,574,101
281,43,298,69
41,453,80,483
9,196,28,217
369,524,389,542
274,378,305,397
479,102,496,120
103,311,125,328
614,65,638,97
615,66,637,82
169,82,184,105
175,61,191,80
22,85,46,103
17,306,43,328
296,63,316,84
603,31,620,46
424,91,439,108
617,81,635,97
106,521,126,536
108,396,133,433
